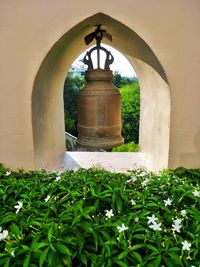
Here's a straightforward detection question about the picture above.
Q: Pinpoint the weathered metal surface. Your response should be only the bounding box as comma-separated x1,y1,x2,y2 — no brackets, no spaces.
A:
77,69,124,149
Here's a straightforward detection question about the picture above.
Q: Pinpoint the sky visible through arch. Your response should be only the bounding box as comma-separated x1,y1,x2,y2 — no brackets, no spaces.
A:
71,44,137,78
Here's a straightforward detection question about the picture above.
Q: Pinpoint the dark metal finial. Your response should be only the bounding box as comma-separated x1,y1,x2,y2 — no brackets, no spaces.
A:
84,25,112,46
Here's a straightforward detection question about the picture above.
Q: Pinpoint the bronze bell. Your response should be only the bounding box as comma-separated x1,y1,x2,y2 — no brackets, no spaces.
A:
77,25,124,150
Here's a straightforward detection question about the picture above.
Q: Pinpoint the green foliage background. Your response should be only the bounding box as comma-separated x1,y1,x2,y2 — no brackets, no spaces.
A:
63,75,85,136
120,82,140,144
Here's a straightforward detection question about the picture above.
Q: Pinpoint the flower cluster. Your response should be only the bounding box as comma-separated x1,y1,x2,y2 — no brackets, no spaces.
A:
147,214,162,231
172,218,182,233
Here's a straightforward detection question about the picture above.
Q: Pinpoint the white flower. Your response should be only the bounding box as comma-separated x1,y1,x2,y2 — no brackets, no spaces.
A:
192,190,200,197
126,176,137,183
172,223,182,233
173,218,182,226
147,214,158,224
105,209,114,219
117,224,128,233
5,171,11,176
44,195,50,202
14,201,23,214
134,217,139,222
149,222,162,231
141,179,149,187
55,176,61,181
164,198,172,206
180,210,187,217
0,230,8,241
182,240,191,251
11,250,15,257
130,199,136,205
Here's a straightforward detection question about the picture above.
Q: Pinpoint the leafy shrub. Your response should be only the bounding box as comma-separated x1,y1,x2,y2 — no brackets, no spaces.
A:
112,141,139,152
63,75,85,136
0,164,200,266
120,82,140,144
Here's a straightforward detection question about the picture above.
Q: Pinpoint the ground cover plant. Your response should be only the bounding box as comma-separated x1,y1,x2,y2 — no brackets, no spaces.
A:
0,165,200,266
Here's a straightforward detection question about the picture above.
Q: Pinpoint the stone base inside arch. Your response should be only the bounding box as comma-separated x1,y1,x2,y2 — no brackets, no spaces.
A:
56,151,149,173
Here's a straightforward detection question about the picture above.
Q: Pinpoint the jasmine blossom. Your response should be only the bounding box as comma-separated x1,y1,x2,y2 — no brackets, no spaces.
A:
130,199,136,205
164,198,172,206
180,210,187,216
172,223,182,233
126,176,137,183
192,190,200,197
14,201,23,214
105,209,114,219
55,175,61,181
149,222,162,231
182,240,191,251
0,229,8,241
147,214,158,224
11,251,15,257
45,195,50,202
117,224,128,233
134,217,139,222
141,179,149,187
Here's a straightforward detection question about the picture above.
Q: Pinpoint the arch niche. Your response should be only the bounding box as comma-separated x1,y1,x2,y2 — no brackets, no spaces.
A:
32,13,171,171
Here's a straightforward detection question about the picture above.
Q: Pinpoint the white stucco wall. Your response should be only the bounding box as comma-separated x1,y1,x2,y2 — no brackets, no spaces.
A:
0,0,200,170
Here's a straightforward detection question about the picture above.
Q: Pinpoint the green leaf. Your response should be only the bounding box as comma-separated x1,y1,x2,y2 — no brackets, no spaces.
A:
145,203,159,208
117,250,128,260
32,242,49,252
4,259,11,267
132,234,145,240
23,254,31,267
147,255,161,267
116,197,122,211
168,252,183,265
113,259,128,267
39,247,49,267
47,224,54,243
80,222,93,233
146,244,159,254
55,243,71,256
71,215,80,226
133,252,143,263
130,244,144,250
80,253,87,266
163,256,176,267
10,223,20,237
21,245,30,251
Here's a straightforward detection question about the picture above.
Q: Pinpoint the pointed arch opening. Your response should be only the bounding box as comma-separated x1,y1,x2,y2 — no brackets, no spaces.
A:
32,13,171,171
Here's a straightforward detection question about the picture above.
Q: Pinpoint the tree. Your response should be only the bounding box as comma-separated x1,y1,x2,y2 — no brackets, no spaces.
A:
112,71,135,88
120,82,140,144
63,74,85,136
